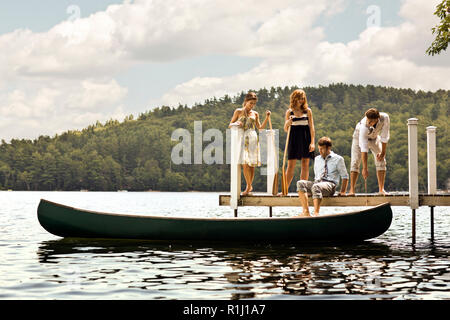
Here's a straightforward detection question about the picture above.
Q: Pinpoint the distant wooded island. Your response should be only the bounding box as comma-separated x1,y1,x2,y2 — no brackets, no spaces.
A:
0,83,448,193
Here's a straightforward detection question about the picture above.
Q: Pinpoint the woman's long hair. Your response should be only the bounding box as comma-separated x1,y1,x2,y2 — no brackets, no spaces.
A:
289,89,308,112
242,91,258,107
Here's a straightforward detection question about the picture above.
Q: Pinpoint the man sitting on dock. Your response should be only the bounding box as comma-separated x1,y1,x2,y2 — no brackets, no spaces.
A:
296,137,349,217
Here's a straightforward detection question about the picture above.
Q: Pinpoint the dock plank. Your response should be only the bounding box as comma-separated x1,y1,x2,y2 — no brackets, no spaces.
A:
219,194,450,207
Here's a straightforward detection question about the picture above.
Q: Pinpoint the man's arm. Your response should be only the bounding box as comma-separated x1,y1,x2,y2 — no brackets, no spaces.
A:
380,114,390,143
359,121,369,179
377,114,390,161
338,157,349,195
361,152,369,179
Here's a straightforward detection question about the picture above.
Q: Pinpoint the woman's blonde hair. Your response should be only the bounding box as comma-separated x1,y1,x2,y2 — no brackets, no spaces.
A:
289,89,308,112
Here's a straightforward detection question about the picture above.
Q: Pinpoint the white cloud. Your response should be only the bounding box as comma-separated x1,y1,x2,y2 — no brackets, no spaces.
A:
0,0,334,81
0,0,334,140
155,0,449,107
65,79,128,110
1,0,445,83
0,0,448,141
0,79,128,140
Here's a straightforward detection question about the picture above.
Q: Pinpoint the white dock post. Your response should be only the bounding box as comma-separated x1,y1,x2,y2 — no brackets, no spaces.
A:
427,126,437,241
427,126,437,195
408,118,419,245
266,129,278,195
266,128,278,217
230,125,243,217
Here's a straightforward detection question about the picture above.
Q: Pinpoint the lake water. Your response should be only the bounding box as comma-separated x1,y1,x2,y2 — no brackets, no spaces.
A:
0,191,449,300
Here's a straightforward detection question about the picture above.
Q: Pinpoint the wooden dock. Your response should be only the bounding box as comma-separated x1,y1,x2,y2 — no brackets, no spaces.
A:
219,193,450,207
219,192,449,245
225,119,447,245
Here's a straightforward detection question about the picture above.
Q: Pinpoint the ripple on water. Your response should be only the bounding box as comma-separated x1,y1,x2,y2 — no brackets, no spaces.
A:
1,192,449,299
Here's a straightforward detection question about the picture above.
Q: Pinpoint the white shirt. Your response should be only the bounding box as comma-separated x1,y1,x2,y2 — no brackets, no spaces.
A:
314,151,349,186
355,112,390,153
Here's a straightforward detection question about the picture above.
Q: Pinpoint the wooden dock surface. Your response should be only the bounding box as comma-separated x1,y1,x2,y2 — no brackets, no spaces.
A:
219,193,450,207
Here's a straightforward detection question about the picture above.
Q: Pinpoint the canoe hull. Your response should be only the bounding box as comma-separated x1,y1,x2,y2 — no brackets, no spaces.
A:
37,199,392,242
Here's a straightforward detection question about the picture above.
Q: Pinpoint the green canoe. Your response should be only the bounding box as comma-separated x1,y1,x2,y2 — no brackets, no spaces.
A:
37,199,392,242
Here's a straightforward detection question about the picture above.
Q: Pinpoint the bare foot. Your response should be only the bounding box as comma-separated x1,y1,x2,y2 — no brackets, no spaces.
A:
241,186,253,196
296,212,310,217
347,192,355,196
378,190,388,196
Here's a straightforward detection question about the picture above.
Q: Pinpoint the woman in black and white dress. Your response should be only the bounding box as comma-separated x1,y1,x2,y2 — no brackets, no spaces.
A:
282,89,315,192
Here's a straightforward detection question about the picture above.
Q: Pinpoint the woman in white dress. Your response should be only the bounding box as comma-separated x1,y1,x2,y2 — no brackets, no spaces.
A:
229,92,271,196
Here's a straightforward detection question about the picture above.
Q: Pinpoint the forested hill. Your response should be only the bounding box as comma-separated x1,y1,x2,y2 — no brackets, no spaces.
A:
0,84,448,193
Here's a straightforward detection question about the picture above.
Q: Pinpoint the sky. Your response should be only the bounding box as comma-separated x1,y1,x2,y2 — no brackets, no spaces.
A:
0,0,448,141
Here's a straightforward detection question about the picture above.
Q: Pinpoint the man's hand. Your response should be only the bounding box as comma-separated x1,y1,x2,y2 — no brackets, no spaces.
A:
376,152,385,162
362,167,369,180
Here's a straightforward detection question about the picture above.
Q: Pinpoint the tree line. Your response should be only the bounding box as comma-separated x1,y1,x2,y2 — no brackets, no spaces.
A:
0,83,448,193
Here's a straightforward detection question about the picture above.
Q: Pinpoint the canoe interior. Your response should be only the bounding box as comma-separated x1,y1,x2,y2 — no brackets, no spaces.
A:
37,199,393,242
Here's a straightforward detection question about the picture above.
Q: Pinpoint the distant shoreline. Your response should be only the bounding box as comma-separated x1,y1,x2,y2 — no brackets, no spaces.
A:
2,189,449,193
0,189,229,192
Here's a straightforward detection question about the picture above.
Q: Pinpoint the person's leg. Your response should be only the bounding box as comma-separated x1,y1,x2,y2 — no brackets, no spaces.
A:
369,138,387,194
242,164,253,195
313,198,321,216
286,159,297,189
349,139,361,195
298,192,309,215
311,182,335,215
349,172,359,195
300,158,310,180
297,180,312,216
311,183,323,216
249,166,255,190
376,170,386,194
249,166,255,193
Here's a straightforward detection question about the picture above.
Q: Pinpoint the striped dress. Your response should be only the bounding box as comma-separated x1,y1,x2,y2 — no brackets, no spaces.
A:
287,110,315,160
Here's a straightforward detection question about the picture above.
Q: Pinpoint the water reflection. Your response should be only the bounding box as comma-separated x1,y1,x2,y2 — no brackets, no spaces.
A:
35,238,450,299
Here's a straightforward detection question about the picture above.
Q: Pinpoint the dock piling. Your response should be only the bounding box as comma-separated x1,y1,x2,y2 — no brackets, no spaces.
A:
427,126,437,241
430,206,435,242
427,126,437,194
266,128,278,196
230,125,243,216
408,118,419,245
